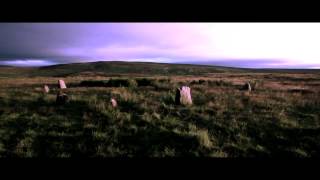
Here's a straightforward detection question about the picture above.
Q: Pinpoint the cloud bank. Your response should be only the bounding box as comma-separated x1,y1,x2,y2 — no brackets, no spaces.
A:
0,23,320,68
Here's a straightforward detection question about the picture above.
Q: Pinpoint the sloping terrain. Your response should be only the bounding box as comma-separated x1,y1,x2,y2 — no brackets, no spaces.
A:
0,61,319,157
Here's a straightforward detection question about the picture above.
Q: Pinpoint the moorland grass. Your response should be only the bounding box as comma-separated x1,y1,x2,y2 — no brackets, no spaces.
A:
0,71,320,157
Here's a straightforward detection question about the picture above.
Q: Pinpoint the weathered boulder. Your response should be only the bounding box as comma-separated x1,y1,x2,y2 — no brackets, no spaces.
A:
110,98,117,108
56,92,69,105
44,85,50,93
59,80,67,89
243,82,251,91
175,86,192,105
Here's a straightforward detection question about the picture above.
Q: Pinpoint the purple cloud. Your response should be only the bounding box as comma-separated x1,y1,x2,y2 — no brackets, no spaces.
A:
0,23,320,68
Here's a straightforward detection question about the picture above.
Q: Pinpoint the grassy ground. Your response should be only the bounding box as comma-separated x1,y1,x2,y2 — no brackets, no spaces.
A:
0,63,320,157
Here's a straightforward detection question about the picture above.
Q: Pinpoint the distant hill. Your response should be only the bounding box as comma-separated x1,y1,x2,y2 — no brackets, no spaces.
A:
0,61,319,78
0,61,247,77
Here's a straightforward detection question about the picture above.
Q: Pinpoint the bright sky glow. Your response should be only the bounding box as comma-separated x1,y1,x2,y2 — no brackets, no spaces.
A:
0,23,320,68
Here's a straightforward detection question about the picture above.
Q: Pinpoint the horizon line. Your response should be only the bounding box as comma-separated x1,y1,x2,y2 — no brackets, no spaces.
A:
1,60,320,70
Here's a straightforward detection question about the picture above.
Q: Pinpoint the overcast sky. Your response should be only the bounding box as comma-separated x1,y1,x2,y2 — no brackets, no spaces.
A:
0,23,320,68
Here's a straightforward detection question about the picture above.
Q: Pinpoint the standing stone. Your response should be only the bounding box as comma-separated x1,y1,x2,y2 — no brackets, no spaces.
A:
110,98,117,108
244,82,252,91
175,86,192,105
56,91,69,105
44,85,50,93
59,80,67,89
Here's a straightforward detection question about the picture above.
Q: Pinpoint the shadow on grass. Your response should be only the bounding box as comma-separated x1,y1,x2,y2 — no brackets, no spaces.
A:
1,92,320,157
0,96,212,157
243,121,320,157
0,97,107,157
116,121,204,157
